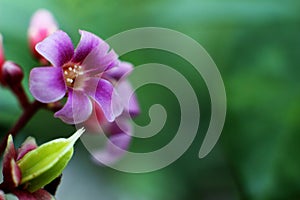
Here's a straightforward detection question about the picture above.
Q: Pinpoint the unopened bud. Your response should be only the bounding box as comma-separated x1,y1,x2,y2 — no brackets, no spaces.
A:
1,61,24,87
0,34,5,85
28,9,58,63
0,34,4,67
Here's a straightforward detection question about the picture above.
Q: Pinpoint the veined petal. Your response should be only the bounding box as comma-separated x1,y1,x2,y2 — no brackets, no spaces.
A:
72,30,104,63
105,61,133,81
83,101,109,133
29,66,66,103
81,44,118,75
54,89,92,124
116,80,140,116
85,78,120,122
92,132,131,165
36,30,74,67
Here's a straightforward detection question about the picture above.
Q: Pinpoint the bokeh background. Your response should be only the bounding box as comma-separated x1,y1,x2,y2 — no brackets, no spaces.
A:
1,0,300,199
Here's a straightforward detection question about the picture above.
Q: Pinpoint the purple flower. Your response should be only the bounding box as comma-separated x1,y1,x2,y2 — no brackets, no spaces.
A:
84,63,140,165
30,30,122,124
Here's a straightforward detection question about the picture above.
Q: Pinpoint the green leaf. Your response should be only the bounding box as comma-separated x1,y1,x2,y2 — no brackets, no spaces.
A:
17,128,85,192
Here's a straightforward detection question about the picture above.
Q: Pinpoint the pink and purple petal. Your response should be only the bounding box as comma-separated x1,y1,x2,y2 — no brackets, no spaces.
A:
83,101,109,133
35,30,74,67
72,30,105,63
29,66,66,103
81,45,118,75
54,89,92,124
17,137,37,161
92,132,131,165
116,80,140,116
85,78,120,122
105,61,133,81
109,117,133,136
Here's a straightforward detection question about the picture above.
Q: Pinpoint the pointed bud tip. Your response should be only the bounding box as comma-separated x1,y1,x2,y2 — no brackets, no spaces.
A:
68,127,85,144
5,134,14,151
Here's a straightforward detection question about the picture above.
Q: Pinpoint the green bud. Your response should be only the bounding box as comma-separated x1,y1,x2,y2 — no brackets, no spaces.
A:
17,128,85,192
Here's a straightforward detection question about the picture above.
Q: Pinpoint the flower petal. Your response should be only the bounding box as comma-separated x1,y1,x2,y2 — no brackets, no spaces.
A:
54,89,92,124
81,44,119,75
83,101,108,133
92,132,131,166
116,80,140,116
29,66,66,103
17,137,38,161
85,78,121,122
36,30,74,67
72,30,104,63
105,61,133,81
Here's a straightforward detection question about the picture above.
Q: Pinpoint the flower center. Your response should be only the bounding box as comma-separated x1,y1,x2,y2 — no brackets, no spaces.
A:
62,63,83,87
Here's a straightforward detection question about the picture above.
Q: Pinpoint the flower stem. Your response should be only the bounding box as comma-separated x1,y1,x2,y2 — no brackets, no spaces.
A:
0,100,43,154
10,83,30,110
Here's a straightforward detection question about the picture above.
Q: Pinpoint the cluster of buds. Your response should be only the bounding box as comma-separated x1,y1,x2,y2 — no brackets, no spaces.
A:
0,129,84,199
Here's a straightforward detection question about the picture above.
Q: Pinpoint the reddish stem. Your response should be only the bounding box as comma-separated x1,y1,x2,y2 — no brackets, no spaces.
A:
0,100,43,154
10,84,30,110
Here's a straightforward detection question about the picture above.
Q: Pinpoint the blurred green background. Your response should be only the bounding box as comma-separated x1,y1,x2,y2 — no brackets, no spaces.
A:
1,0,300,199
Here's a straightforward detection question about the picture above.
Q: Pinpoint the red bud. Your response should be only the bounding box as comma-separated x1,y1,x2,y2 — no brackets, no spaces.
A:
1,61,24,87
0,34,5,85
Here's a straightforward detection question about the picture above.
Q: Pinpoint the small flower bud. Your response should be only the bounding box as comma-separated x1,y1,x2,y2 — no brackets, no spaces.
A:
28,9,58,63
0,34,4,67
0,34,6,85
0,190,5,199
1,61,24,87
